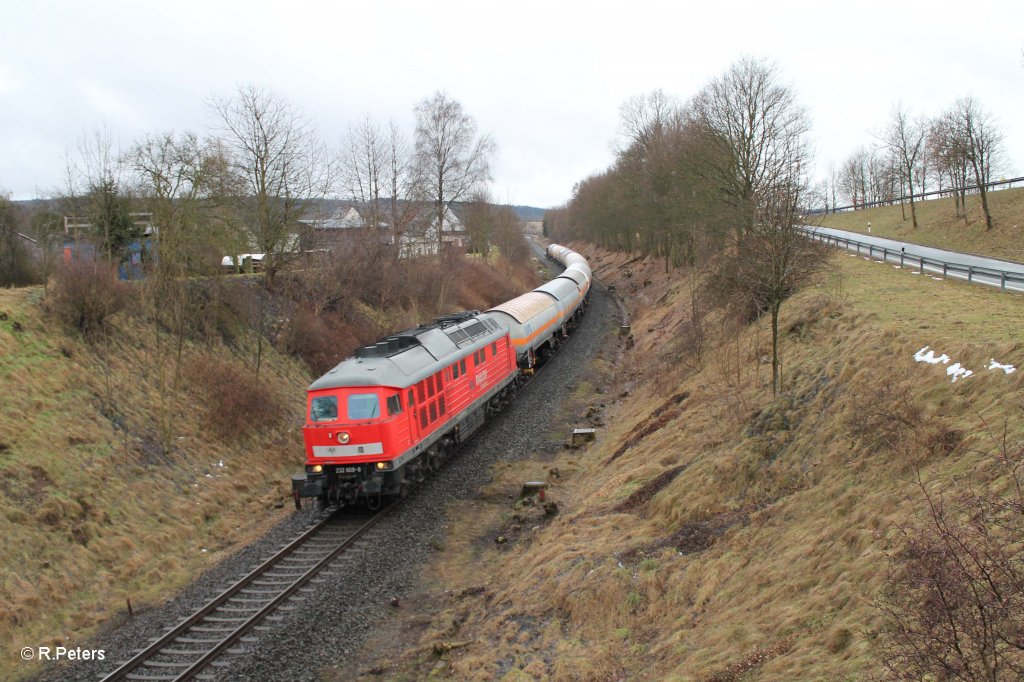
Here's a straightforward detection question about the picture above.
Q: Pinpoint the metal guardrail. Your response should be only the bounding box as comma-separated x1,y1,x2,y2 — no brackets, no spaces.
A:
805,229,1024,293
809,175,1024,215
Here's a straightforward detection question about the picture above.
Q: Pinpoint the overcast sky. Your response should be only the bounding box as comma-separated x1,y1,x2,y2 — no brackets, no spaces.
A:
2,0,1022,207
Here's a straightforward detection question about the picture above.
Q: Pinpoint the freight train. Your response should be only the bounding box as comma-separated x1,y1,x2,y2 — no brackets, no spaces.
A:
291,244,592,509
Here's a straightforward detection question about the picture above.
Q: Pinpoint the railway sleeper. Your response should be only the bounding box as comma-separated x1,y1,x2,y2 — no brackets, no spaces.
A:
158,648,208,656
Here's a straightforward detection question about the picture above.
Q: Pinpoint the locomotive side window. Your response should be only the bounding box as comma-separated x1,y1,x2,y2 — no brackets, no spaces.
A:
347,393,380,420
460,359,467,374
408,390,415,405
429,403,437,422
310,396,338,422
492,342,497,356
386,394,402,416
417,384,425,403
439,395,446,416
427,377,435,398
452,362,460,379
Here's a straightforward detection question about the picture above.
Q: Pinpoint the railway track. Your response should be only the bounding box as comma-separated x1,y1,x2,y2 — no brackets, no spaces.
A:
100,506,391,681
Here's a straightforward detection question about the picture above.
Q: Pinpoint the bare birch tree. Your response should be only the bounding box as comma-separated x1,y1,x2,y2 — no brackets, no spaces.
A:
413,92,496,254
210,85,332,286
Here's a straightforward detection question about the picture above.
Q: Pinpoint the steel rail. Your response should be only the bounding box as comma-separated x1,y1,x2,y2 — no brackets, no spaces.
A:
101,506,392,681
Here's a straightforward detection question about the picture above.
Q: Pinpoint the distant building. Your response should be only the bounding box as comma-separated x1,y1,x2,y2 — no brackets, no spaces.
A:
299,205,389,252
400,206,466,257
61,212,157,279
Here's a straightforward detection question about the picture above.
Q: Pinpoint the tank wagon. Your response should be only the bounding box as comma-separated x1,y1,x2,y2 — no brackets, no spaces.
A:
292,244,592,508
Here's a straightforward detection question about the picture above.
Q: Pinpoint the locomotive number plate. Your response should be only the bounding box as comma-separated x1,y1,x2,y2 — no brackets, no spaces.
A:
338,466,361,473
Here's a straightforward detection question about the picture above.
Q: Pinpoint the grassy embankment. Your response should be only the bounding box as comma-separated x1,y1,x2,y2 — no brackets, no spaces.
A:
0,284,310,681
346,241,1023,680
1,253,540,681
818,185,1024,262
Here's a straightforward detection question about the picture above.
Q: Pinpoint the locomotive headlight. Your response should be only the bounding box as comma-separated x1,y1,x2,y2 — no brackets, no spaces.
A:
337,431,350,444
375,461,388,470
306,464,323,474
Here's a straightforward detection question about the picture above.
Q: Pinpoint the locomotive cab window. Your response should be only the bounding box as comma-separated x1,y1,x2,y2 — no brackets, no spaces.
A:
310,395,338,422
491,342,497,356
386,394,402,416
347,393,380,420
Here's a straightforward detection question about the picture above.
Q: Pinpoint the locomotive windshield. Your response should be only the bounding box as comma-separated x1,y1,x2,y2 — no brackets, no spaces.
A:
309,395,338,422
347,393,380,420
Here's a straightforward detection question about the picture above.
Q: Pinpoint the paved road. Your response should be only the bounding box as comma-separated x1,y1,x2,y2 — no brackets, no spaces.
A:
806,225,1024,293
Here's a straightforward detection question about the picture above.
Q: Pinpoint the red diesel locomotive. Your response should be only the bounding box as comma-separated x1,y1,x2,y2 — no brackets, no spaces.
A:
292,244,591,508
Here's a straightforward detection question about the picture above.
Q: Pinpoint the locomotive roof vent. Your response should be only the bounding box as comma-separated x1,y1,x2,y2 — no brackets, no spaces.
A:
434,311,480,329
354,334,420,359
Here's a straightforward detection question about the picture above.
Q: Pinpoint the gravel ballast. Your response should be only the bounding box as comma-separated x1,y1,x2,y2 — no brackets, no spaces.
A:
37,274,613,682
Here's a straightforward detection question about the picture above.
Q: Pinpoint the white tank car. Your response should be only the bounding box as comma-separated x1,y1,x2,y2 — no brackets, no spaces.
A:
485,244,592,370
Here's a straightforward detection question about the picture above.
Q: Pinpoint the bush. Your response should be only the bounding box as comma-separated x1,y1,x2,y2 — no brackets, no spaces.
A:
878,430,1024,680
47,261,130,337
283,309,363,375
0,196,42,287
183,355,285,439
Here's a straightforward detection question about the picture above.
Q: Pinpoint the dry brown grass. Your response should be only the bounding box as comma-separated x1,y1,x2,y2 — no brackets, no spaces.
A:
344,244,1024,681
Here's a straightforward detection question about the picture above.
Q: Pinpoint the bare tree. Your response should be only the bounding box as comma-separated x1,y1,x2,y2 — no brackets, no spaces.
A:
491,204,529,267
63,127,140,264
881,104,927,228
413,92,496,254
340,114,387,231
879,431,1024,681
687,56,811,237
617,89,679,153
722,183,825,395
383,120,417,250
462,189,495,259
615,90,705,269
929,109,972,220
0,193,40,286
125,131,216,275
839,146,897,210
954,97,1004,230
210,84,332,286
340,116,417,250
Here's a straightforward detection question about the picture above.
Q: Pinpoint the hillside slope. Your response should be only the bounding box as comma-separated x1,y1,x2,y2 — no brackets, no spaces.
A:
818,186,1024,262
353,246,1024,680
0,285,312,678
